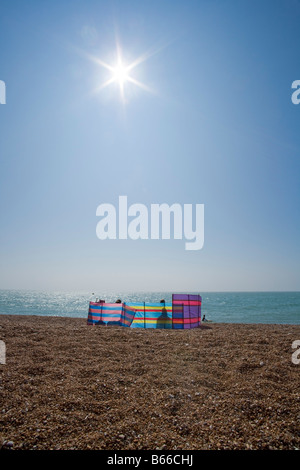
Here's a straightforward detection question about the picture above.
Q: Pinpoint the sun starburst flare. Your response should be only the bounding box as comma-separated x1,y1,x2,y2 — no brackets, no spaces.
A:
88,41,160,103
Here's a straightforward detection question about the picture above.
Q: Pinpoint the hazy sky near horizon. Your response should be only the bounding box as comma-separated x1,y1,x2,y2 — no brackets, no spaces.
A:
0,0,299,292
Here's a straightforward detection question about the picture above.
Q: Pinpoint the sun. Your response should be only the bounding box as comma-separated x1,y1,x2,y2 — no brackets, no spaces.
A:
89,41,155,103
110,58,131,100
112,60,130,86
79,35,170,103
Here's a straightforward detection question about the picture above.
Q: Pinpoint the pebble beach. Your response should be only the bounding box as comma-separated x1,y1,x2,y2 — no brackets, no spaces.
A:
0,315,299,450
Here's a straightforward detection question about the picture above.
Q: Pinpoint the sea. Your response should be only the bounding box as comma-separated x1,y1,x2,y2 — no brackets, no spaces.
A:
0,290,299,324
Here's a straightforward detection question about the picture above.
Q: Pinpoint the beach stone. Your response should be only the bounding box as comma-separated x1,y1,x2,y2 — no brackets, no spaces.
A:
1,440,14,450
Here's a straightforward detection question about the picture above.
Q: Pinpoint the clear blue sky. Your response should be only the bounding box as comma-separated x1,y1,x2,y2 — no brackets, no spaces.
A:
0,0,299,292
